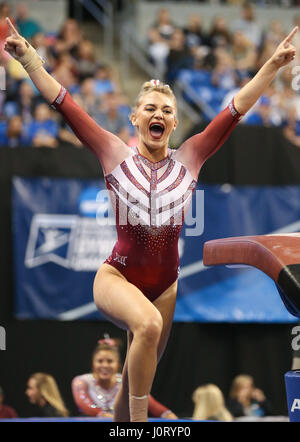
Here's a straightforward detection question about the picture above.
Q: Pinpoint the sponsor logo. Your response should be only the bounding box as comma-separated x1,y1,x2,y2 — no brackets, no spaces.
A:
25,214,117,271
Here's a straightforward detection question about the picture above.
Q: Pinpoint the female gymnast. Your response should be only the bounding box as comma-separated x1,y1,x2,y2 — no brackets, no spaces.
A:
5,18,297,422
71,338,177,419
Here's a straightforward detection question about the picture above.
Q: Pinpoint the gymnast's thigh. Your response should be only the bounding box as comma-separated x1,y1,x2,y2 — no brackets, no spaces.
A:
93,263,162,331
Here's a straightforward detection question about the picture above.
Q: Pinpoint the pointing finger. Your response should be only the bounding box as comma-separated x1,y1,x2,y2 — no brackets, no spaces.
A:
6,17,19,36
284,26,298,47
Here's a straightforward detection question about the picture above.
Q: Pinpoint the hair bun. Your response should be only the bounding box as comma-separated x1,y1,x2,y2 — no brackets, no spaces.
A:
98,338,116,347
150,79,161,87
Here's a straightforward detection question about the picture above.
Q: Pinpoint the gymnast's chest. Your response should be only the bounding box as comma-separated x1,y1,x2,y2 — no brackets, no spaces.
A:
105,153,196,226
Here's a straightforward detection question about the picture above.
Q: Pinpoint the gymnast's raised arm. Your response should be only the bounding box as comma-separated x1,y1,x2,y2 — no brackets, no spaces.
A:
4,18,131,175
176,26,298,180
234,26,298,115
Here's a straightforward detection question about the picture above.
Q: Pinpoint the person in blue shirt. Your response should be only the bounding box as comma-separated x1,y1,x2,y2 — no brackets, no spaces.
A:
15,3,42,40
3,80,42,123
94,65,116,97
26,103,59,147
0,115,29,147
94,92,130,143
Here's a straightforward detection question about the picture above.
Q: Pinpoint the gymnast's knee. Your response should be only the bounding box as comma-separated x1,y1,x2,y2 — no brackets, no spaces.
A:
134,313,163,346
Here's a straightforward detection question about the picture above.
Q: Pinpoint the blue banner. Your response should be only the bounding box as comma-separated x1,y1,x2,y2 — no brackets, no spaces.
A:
12,177,300,322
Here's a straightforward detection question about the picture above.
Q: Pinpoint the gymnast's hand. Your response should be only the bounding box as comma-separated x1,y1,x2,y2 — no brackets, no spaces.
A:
269,26,298,69
4,17,28,58
97,411,113,418
163,411,178,419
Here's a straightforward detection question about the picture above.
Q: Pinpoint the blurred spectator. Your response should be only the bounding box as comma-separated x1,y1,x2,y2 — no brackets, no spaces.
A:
211,47,238,92
151,8,175,41
192,46,212,72
52,53,79,93
256,38,277,71
207,16,232,50
79,77,101,116
15,2,42,40
53,18,82,58
230,31,257,77
192,384,233,421
0,386,18,418
243,85,283,127
0,115,29,147
26,372,69,417
75,39,97,81
148,27,170,76
220,75,251,112
166,28,193,84
183,15,208,50
26,103,59,148
283,106,300,148
275,67,300,124
94,92,130,143
244,95,276,126
264,20,286,47
94,64,118,97
227,374,272,418
147,7,176,75
257,21,285,70
4,80,41,123
232,3,263,49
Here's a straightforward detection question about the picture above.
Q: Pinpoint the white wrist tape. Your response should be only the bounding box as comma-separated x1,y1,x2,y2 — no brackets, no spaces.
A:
17,40,44,73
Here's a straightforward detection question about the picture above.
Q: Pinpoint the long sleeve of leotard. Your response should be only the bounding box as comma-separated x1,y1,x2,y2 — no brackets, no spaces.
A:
176,99,242,179
71,376,104,417
51,87,131,175
148,394,171,418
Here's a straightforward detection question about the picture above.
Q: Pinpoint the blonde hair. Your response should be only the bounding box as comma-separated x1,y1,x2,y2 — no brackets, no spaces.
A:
30,372,69,417
131,80,177,115
192,384,233,421
229,374,254,400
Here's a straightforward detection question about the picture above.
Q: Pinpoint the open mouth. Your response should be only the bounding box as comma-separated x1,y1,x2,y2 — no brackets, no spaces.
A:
99,370,111,376
149,122,165,140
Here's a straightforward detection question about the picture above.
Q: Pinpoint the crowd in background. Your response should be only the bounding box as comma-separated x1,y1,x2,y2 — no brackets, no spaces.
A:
147,3,300,145
0,2,300,148
0,2,136,149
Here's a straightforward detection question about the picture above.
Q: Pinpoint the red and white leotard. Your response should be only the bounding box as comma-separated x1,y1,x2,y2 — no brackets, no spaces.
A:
104,145,196,301
52,87,241,301
72,373,172,418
